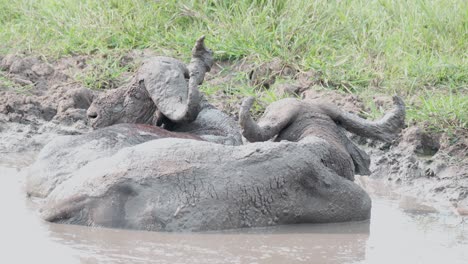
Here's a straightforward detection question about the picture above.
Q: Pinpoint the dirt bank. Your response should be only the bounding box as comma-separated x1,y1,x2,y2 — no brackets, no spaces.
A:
0,54,96,164
365,127,468,215
1,53,466,215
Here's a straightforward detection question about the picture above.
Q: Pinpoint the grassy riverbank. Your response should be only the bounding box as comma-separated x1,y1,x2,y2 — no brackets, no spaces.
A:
0,0,466,132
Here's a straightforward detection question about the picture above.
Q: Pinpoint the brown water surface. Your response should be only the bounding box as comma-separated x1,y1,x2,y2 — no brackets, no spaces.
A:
0,162,466,264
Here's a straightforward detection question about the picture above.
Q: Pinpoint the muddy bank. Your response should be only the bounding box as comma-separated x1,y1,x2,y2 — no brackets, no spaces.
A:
365,127,468,214
0,54,97,163
1,52,467,216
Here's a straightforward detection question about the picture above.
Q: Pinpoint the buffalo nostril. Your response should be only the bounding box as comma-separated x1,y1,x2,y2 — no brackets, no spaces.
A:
88,112,98,119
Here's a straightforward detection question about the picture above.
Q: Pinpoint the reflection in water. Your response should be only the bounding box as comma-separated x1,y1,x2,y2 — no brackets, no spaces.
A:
1,165,467,264
357,177,468,264
49,220,369,264
359,199,467,264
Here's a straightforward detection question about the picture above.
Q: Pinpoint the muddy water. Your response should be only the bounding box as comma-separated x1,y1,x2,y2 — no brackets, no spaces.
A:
1,162,467,264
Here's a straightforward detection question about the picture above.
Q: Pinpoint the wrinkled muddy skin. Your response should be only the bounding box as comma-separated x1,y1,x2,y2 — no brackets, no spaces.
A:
28,96,405,231
34,132,370,232
239,96,406,177
86,81,158,128
168,98,243,145
87,37,242,145
26,123,202,198
25,48,404,232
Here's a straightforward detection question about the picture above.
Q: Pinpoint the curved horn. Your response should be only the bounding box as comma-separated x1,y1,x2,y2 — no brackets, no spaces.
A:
321,95,406,142
239,97,294,142
177,36,214,122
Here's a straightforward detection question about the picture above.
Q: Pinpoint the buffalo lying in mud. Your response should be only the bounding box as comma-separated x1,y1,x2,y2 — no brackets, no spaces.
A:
26,37,406,232
26,124,203,199
239,95,406,177
86,36,242,146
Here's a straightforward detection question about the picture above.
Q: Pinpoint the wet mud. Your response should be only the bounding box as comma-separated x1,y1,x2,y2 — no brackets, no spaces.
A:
1,165,467,264
0,51,467,262
0,52,467,214
365,126,468,215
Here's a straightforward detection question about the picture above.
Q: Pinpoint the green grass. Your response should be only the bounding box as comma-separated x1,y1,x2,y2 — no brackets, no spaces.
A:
200,70,291,116
75,52,136,90
407,91,468,131
0,0,467,132
0,74,33,93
